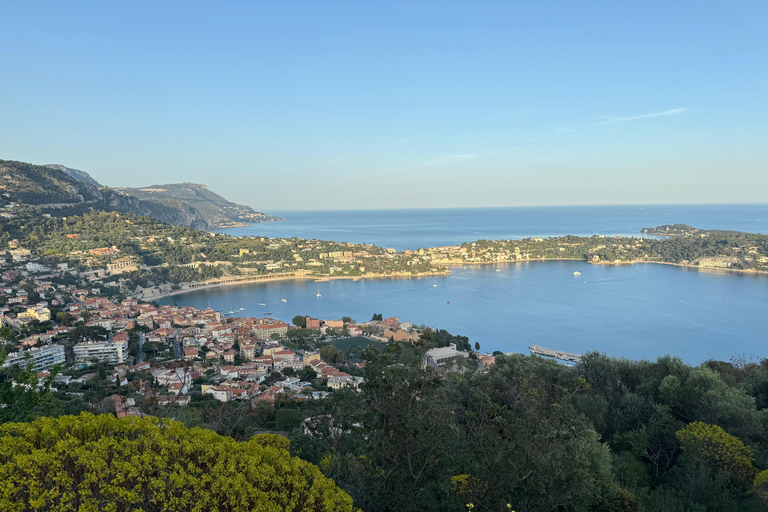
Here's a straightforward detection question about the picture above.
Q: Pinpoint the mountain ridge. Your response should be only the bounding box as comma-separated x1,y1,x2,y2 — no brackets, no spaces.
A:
0,159,281,229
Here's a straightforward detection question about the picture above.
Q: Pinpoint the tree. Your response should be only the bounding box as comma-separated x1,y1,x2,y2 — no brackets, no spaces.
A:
0,413,356,511
0,353,62,423
342,316,353,324
474,341,480,351
292,315,307,328
321,344,339,363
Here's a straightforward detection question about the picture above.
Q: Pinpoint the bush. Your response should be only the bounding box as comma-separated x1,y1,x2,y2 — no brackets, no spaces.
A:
0,412,356,511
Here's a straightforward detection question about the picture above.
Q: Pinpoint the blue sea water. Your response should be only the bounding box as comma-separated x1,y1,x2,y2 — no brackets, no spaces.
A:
163,205,768,365
216,204,768,251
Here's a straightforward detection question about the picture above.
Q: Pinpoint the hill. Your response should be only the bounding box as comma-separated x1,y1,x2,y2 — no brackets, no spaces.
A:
0,159,280,230
44,163,102,187
116,182,280,227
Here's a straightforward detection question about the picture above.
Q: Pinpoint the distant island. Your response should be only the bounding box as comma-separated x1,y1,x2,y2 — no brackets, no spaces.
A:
0,159,282,230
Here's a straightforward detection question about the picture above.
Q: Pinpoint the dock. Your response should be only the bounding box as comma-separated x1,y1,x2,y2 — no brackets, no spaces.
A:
529,344,582,363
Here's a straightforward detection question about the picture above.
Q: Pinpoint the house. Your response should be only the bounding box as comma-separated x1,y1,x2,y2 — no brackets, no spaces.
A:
328,374,365,390
422,343,471,372
168,382,189,395
202,385,232,402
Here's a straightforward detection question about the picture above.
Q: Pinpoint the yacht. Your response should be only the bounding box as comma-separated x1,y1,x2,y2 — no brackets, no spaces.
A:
573,271,581,276
238,301,245,311
281,291,287,302
316,288,322,297
432,281,437,287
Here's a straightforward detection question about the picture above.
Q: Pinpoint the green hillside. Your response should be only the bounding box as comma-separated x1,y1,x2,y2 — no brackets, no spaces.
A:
0,159,280,229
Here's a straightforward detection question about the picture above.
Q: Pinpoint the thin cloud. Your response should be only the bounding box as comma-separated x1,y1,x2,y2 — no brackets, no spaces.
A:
600,108,686,124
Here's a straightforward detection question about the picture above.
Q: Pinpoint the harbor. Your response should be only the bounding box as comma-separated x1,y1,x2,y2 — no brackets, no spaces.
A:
529,344,583,363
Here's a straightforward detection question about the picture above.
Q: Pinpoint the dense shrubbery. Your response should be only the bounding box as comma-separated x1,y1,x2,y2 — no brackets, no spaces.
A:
0,413,356,512
292,349,768,512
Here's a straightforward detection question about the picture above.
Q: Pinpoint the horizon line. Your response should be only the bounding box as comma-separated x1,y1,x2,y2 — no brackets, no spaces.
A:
260,201,768,213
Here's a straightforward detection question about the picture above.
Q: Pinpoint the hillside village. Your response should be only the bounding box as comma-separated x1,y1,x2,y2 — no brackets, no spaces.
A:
0,245,492,422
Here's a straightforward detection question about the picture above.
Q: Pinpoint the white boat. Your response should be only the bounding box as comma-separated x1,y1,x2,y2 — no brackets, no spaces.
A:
316,288,322,297
495,269,501,272
238,301,245,311
432,281,437,287
281,291,287,302
573,271,581,276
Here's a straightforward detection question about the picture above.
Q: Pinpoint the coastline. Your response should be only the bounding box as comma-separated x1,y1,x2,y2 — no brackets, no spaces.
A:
144,257,768,302
141,270,452,301
447,257,768,276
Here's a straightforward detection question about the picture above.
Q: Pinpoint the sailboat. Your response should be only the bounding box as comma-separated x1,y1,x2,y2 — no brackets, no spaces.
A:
281,291,287,303
238,301,245,311
258,293,266,307
432,281,438,287
316,288,322,297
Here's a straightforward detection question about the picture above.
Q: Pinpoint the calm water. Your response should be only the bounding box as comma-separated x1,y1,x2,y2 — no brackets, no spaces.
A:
161,261,768,365
217,204,768,251
182,205,768,364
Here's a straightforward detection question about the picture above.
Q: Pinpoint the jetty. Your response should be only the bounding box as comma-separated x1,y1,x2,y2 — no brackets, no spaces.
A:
529,344,582,363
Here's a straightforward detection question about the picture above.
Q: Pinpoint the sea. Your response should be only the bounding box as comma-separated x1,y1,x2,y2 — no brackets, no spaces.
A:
160,204,768,365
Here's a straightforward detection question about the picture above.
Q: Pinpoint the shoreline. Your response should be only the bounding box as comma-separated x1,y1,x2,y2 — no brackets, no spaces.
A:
141,270,452,301
446,257,768,276
140,256,768,302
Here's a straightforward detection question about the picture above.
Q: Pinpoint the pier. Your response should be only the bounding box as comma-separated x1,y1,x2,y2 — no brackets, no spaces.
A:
529,344,583,363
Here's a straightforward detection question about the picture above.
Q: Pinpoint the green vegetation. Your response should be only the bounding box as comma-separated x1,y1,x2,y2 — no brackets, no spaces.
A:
454,227,768,271
115,182,281,227
0,413,356,511
0,159,278,229
287,348,768,512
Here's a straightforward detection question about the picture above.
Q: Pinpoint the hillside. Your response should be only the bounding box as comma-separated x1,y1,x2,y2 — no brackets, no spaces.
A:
44,164,102,187
116,182,280,227
0,159,280,230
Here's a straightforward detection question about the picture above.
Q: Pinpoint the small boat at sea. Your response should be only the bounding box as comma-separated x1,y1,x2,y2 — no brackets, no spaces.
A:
432,281,438,287
316,288,322,297
238,301,245,311
573,271,581,276
281,291,287,303
495,269,501,272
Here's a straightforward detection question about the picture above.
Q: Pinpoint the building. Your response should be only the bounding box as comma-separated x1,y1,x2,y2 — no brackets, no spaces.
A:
255,322,289,341
422,343,471,372
327,374,364,390
305,317,321,330
17,306,51,323
73,337,128,364
2,344,66,372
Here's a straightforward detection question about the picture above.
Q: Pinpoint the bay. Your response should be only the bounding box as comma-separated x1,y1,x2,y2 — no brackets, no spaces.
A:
168,204,768,365
161,261,768,366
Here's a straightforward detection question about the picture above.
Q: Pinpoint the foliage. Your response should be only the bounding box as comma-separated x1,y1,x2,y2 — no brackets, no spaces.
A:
676,421,757,483
0,412,357,511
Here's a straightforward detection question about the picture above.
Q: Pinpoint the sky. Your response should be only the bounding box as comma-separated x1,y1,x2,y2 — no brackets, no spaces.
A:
1,1,766,211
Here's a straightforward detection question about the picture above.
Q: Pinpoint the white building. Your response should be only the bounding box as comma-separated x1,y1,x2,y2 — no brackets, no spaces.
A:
327,375,364,390
73,337,128,364
2,344,66,372
422,343,471,371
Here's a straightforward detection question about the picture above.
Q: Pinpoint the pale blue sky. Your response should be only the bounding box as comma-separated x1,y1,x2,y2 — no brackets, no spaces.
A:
1,1,766,210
